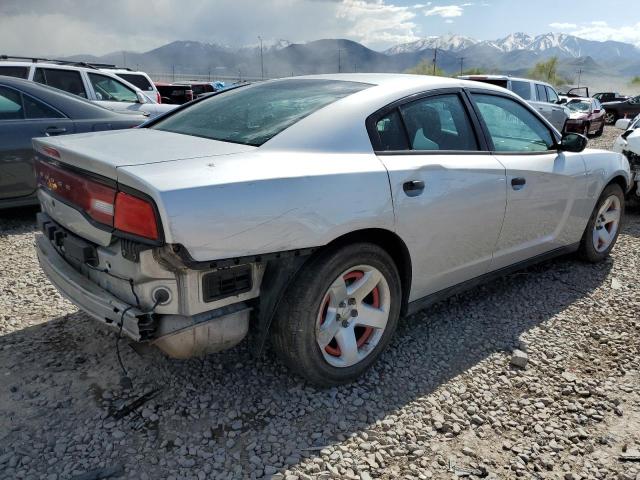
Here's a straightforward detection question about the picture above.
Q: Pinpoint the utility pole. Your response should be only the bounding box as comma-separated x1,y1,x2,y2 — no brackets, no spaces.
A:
459,57,464,76
432,47,438,75
258,36,264,80
577,68,582,88
338,49,342,73
123,51,126,68
172,64,175,82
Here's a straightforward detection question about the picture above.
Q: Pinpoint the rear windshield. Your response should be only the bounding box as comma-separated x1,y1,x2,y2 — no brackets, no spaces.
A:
150,79,370,146
116,73,154,92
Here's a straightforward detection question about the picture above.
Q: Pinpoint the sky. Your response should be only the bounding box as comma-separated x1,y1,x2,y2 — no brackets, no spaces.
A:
1,0,639,56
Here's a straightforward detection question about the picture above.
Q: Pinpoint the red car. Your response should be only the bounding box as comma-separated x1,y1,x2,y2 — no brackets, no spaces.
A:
563,97,606,137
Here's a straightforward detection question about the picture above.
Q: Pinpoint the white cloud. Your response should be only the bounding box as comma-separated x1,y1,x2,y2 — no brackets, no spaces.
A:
424,5,463,18
552,20,640,47
336,0,419,49
549,22,577,30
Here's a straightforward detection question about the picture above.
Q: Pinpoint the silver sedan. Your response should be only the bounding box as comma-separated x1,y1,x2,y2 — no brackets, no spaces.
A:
33,74,630,386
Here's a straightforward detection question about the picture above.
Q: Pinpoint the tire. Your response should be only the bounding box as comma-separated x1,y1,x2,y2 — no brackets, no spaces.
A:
596,122,604,137
582,124,590,138
578,183,625,262
270,242,401,387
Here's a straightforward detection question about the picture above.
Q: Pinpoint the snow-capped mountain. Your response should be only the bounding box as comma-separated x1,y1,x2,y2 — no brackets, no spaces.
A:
385,34,476,54
240,39,292,52
387,32,640,60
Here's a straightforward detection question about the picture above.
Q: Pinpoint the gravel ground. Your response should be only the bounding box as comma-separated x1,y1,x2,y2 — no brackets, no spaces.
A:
1,127,639,480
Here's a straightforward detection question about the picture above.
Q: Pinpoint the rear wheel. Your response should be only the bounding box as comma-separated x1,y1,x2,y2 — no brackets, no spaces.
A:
596,122,605,137
604,112,617,125
578,183,624,262
270,243,401,387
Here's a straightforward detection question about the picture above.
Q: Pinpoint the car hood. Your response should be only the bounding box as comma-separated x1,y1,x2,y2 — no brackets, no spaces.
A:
32,129,256,180
568,112,588,120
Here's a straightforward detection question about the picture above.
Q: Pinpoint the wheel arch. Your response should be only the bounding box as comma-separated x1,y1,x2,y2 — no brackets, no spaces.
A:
250,227,413,355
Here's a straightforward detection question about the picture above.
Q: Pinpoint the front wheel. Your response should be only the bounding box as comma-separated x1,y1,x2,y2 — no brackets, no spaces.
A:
578,183,624,262
270,243,401,387
604,112,617,125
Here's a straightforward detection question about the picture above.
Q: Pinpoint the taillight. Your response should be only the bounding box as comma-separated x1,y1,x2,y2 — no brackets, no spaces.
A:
186,89,193,102
156,91,161,104
36,160,116,226
114,192,158,240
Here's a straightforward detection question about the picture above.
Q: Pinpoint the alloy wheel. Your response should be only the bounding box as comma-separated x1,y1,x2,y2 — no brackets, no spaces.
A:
592,195,621,253
316,265,390,368
604,113,615,124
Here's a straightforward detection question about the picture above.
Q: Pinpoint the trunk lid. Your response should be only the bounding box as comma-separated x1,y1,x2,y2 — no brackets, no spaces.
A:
32,128,256,180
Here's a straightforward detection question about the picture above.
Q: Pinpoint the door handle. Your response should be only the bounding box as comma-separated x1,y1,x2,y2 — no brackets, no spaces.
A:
44,126,67,136
403,180,425,197
511,177,526,190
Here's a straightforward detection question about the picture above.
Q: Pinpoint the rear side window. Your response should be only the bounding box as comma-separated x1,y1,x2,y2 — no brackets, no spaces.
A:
0,86,23,120
23,94,63,119
535,84,548,102
510,81,531,100
152,79,370,146
0,66,29,79
116,73,154,92
399,94,478,151
34,68,87,98
375,110,409,151
473,93,554,152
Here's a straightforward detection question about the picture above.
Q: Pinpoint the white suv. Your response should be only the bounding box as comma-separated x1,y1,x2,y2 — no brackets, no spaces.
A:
97,66,162,105
0,57,176,118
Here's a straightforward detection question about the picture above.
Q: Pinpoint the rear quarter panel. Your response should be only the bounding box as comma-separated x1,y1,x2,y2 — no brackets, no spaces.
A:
117,151,395,261
582,149,631,201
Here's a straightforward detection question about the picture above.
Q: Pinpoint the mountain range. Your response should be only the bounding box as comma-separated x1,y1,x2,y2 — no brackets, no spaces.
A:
64,32,640,84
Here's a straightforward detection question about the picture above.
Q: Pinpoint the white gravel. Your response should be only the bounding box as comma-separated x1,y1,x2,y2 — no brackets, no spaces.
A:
1,127,639,480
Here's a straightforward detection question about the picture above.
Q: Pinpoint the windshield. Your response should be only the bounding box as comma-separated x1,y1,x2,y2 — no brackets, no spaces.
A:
150,79,370,146
566,100,591,112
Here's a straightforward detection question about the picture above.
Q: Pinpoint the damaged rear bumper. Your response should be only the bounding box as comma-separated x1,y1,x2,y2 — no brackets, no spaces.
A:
36,233,149,340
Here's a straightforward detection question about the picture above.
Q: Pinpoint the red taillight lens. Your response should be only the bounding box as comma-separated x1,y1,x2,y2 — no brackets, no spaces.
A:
36,160,116,226
156,91,161,104
186,89,193,101
114,192,158,240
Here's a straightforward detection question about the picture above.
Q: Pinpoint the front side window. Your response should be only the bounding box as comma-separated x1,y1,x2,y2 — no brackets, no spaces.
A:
23,94,63,119
546,86,559,104
511,81,531,100
473,93,554,152
0,86,23,120
34,68,87,98
0,66,29,79
88,73,138,103
535,84,548,102
399,94,478,151
151,79,370,146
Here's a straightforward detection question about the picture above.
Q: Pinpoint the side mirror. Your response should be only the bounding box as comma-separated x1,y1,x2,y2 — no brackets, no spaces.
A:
615,118,631,130
558,133,588,153
135,91,148,104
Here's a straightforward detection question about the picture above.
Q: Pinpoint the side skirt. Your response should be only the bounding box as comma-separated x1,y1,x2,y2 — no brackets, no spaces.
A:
406,242,580,316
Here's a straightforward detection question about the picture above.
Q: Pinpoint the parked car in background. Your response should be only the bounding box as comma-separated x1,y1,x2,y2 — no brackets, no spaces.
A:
155,82,193,104
613,114,640,201
0,76,145,209
98,66,162,104
33,74,629,386
593,92,629,104
458,75,570,131
602,94,640,124
0,56,176,118
563,97,605,137
155,82,218,104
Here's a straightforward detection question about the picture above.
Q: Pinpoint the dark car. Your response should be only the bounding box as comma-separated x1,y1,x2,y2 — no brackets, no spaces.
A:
0,76,145,209
155,82,217,105
593,92,629,104
563,97,606,137
602,94,640,124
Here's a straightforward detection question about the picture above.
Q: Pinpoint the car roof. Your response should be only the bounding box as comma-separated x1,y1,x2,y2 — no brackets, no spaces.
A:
458,74,552,87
